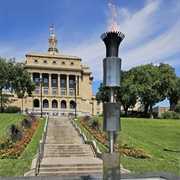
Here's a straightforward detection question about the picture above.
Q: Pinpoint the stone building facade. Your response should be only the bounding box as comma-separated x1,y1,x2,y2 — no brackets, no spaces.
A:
153,106,170,117
4,33,103,116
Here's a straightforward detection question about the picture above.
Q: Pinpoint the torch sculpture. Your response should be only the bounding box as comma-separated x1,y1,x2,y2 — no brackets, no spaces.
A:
100,31,125,180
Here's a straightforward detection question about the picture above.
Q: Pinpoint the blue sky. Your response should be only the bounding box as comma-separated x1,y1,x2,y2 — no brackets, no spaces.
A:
0,0,179,106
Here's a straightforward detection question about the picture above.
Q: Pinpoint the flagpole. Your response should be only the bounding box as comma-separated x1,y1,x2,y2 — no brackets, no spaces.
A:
53,23,54,53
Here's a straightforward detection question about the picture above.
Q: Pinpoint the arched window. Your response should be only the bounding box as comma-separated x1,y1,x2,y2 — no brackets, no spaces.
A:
52,100,58,108
70,100,75,109
61,100,66,108
43,99,49,108
33,99,39,107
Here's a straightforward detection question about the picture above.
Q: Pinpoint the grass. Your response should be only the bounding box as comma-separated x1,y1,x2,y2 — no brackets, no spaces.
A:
0,114,27,139
0,114,46,177
87,116,180,175
119,118,180,175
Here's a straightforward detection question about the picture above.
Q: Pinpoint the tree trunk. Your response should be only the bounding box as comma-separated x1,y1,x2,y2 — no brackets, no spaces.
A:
169,98,178,111
123,106,128,117
144,103,149,114
149,104,153,119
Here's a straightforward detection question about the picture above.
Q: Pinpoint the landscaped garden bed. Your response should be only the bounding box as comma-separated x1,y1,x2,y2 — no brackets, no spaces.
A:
78,116,151,159
77,116,180,175
0,114,40,159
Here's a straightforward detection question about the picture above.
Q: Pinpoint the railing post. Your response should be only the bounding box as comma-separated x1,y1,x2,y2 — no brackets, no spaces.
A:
22,159,24,177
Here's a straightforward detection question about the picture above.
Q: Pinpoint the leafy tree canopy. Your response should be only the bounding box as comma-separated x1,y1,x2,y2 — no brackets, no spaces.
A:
0,57,35,98
96,63,179,118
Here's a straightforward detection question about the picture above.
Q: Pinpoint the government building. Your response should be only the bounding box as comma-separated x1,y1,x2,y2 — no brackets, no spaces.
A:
5,32,102,116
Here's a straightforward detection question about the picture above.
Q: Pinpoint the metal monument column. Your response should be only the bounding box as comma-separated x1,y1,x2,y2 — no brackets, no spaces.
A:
101,31,125,180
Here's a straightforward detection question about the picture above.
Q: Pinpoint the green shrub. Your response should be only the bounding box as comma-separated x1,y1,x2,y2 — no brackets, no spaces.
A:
174,103,180,113
4,106,20,113
162,111,180,119
21,117,33,128
10,124,22,142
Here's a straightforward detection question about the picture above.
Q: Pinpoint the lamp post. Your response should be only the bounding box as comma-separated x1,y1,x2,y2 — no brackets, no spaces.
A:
40,78,43,118
21,95,24,114
74,80,77,120
32,95,34,112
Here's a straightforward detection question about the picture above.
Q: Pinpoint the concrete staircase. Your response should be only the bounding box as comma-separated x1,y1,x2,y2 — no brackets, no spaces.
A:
44,144,95,158
38,117,103,176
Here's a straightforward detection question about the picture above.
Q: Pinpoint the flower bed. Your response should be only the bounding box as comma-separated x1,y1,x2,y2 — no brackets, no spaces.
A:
0,115,40,159
78,117,151,158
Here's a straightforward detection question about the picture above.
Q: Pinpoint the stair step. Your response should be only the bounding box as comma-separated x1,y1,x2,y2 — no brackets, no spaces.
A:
40,163,102,168
37,170,103,176
44,148,92,151
44,150,93,153
39,166,102,172
45,144,89,147
44,154,93,158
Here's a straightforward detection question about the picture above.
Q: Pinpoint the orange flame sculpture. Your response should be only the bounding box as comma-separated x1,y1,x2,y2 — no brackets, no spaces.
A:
107,1,120,31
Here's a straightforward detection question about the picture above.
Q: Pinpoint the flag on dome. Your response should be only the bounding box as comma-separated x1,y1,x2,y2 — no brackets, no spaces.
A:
50,23,54,30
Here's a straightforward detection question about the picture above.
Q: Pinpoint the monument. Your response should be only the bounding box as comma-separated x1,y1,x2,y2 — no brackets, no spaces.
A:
101,31,125,180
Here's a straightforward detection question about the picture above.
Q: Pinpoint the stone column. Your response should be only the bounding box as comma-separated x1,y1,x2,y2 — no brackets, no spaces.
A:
66,75,69,95
58,74,61,95
49,73,52,95
77,75,79,96
29,72,33,81
75,75,77,96
39,73,42,80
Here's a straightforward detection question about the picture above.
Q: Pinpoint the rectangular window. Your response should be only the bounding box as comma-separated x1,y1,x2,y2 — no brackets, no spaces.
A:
61,79,66,84
96,109,100,115
97,102,100,106
34,78,39,83
52,88,57,95
35,87,39,94
52,78,57,84
69,79,74,85
69,89,74,95
61,88,66,95
44,88,48,94
43,78,48,84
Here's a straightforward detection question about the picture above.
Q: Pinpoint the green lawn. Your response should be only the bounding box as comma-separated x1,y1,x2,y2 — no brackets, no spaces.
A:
0,114,27,139
91,117,180,175
0,114,46,177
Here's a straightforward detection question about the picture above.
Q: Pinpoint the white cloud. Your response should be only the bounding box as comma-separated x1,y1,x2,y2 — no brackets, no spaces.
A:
60,0,179,81
121,21,179,69
1,0,179,82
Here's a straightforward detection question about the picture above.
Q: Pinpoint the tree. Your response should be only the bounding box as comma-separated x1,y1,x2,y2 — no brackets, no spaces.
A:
131,63,179,118
96,63,179,119
116,70,138,116
96,83,109,103
11,62,35,98
167,76,180,110
0,57,35,111
158,63,179,110
130,64,161,118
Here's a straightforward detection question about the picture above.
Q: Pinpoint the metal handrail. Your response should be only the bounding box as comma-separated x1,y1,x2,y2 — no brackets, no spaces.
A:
70,118,103,158
21,115,49,177
70,117,136,172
